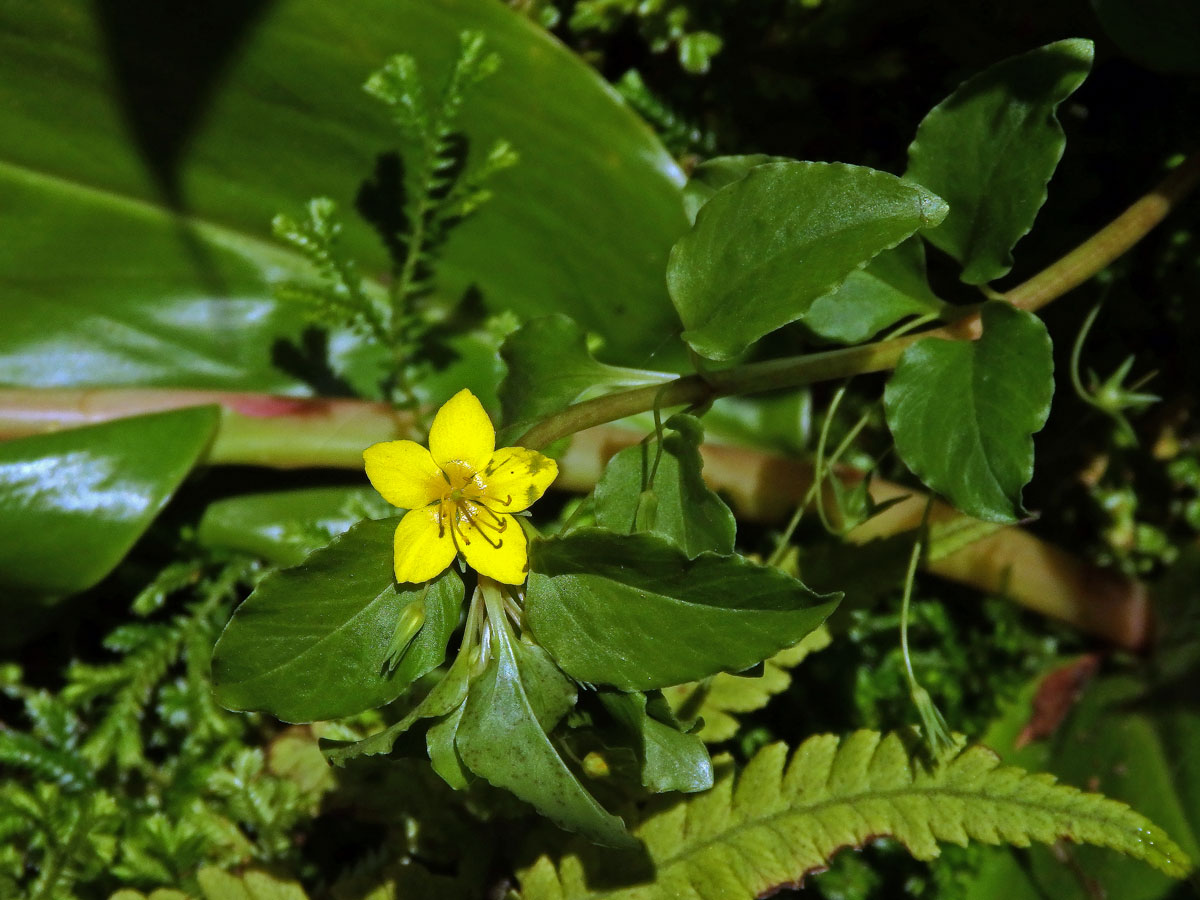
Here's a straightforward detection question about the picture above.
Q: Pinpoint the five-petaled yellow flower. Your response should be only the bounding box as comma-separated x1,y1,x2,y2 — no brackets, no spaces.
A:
363,389,558,585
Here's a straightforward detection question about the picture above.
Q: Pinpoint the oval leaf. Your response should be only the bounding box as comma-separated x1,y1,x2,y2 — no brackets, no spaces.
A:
525,529,840,691
883,301,1054,523
904,39,1093,284
667,161,947,361
0,406,218,597
212,519,464,723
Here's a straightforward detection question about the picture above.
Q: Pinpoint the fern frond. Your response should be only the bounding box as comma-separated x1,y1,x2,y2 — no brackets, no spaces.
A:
0,729,94,790
271,199,388,338
519,731,1192,900
663,626,831,743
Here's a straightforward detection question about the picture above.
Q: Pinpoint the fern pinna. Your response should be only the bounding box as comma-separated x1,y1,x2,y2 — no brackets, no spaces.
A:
520,730,1191,900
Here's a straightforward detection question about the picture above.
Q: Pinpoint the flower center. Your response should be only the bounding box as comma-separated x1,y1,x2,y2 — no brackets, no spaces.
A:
436,461,508,551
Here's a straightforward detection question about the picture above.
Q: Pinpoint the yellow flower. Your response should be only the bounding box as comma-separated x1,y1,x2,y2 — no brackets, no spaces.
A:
363,389,558,585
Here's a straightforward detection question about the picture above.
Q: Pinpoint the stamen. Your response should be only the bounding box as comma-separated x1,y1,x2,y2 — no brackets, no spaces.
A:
459,502,504,549
472,501,510,531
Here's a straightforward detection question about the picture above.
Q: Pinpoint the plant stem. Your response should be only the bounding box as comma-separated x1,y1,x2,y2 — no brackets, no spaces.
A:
516,150,1200,450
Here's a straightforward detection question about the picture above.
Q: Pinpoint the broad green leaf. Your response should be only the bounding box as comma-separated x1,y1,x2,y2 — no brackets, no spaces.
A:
498,315,673,434
904,39,1093,284
0,407,218,597
455,594,632,848
1093,0,1200,74
680,154,787,224
197,486,383,567
525,529,839,691
0,0,687,392
598,691,712,794
520,732,1192,900
663,626,831,743
804,238,947,344
884,302,1053,523
212,519,464,723
594,414,736,557
667,161,947,361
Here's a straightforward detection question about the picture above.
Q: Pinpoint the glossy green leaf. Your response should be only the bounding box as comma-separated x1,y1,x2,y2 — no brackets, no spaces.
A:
197,486,384,567
680,154,787,224
498,315,673,433
598,691,713,794
455,592,632,847
594,414,736,557
1093,0,1200,74
884,302,1054,523
212,519,464,723
0,0,687,393
667,161,947,361
526,529,840,691
804,238,947,344
904,39,1093,284
0,407,218,597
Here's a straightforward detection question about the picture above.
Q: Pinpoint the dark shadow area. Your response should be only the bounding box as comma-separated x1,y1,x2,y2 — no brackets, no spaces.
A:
271,327,359,398
91,0,277,206
356,151,411,274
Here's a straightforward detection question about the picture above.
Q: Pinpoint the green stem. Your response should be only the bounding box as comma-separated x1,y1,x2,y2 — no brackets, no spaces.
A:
516,150,1200,450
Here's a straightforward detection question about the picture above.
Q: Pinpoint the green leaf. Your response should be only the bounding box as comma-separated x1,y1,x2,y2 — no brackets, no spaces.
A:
594,414,736,557
663,626,831,743
498,315,672,433
455,592,633,848
0,0,688,392
883,302,1054,523
597,691,712,794
197,486,382,567
680,154,787,224
212,519,464,723
196,867,311,900
804,238,946,344
904,39,1093,284
323,645,474,767
427,700,472,791
667,161,947,361
525,529,839,691
519,731,1193,900
1092,0,1200,75
0,407,218,597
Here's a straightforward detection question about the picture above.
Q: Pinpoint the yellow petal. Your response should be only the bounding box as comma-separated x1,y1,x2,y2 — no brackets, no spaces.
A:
363,440,445,510
392,506,457,584
428,389,495,474
481,446,559,513
458,507,529,585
